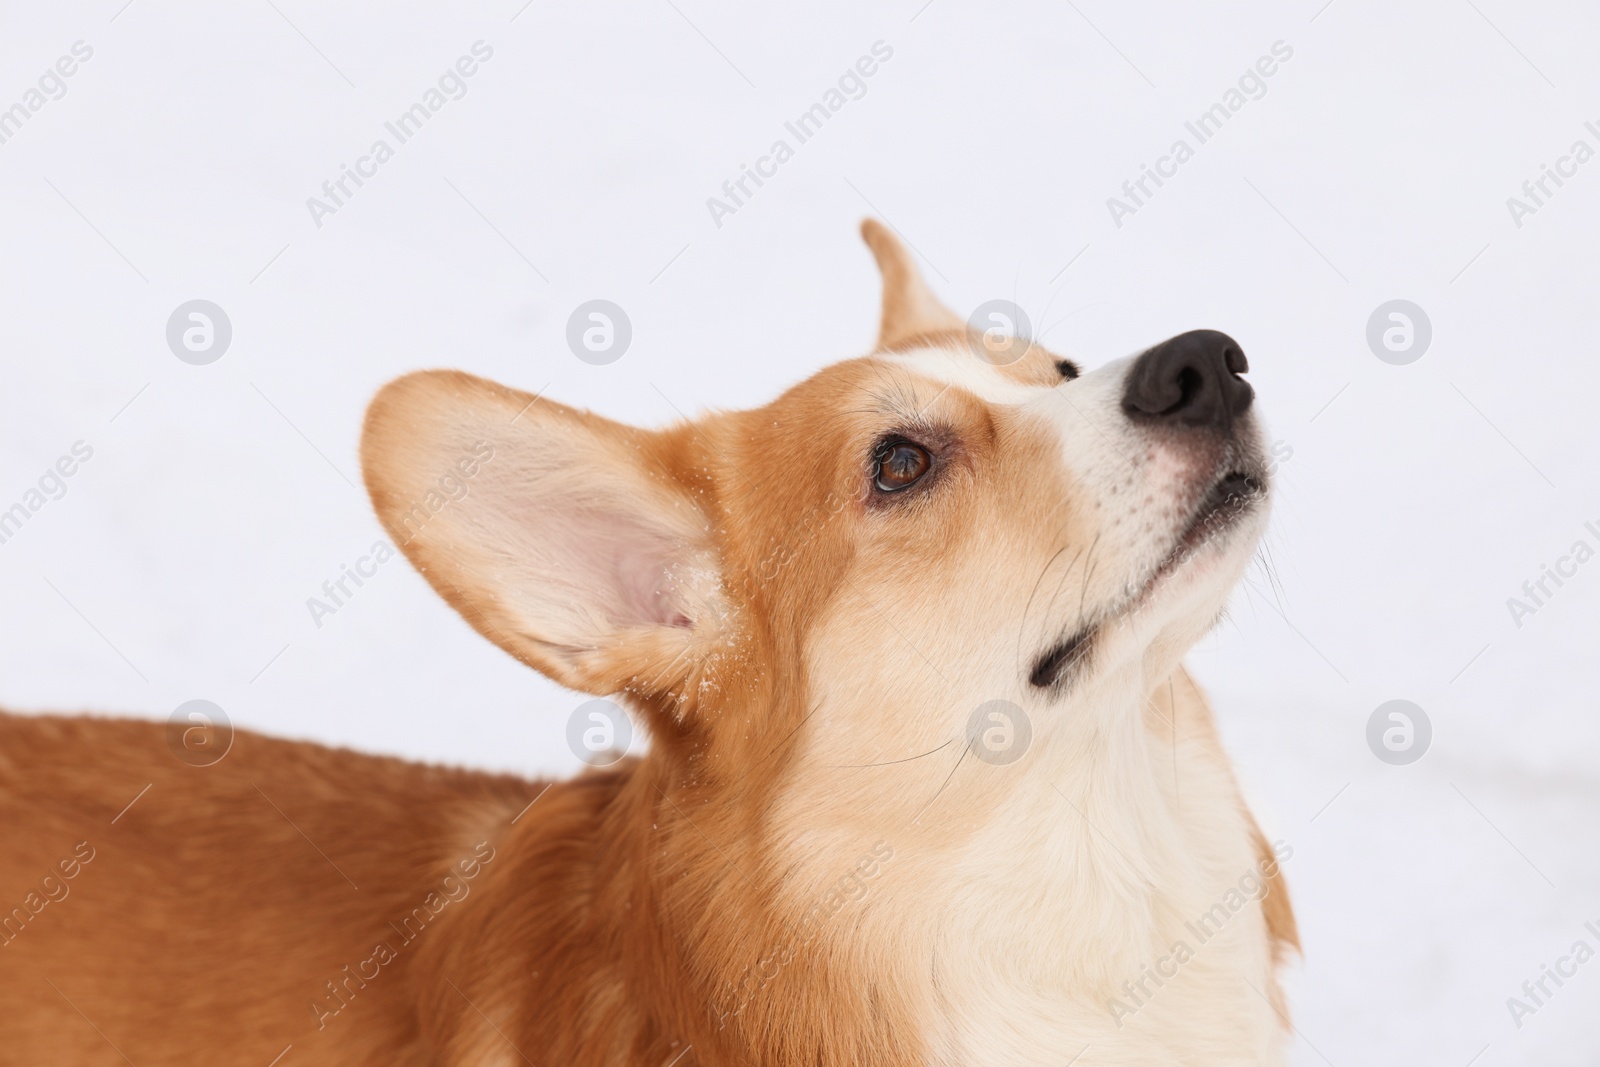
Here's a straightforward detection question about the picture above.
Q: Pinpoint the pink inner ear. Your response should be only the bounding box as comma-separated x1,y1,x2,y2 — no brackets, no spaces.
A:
553,507,693,630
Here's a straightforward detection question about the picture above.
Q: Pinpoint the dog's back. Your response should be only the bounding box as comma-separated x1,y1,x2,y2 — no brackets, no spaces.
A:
0,712,541,1066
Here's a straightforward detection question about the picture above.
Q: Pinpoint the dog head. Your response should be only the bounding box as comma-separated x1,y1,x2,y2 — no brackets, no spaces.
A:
360,221,1269,798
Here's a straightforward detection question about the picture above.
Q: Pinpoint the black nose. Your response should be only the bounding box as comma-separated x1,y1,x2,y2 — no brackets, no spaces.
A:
1122,329,1254,431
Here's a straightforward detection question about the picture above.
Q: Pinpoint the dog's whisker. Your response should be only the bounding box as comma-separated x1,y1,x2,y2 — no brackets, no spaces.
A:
830,738,953,769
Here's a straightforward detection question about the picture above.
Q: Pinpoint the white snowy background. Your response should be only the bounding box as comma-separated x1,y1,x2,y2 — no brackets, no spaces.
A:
1,0,1597,1062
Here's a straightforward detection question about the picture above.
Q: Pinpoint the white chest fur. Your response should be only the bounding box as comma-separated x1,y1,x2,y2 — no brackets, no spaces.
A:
880,703,1288,1066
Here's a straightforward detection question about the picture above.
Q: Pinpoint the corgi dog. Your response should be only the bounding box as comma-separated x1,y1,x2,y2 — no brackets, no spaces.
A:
0,220,1296,1066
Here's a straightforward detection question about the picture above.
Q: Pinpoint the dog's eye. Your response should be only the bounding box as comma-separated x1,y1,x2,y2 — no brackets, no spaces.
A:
873,440,932,492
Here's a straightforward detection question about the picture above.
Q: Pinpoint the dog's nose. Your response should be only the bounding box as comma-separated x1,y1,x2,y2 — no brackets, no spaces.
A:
1122,329,1254,431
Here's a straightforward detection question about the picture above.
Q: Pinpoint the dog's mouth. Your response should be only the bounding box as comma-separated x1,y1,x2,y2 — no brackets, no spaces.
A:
1029,466,1266,690
1174,469,1264,557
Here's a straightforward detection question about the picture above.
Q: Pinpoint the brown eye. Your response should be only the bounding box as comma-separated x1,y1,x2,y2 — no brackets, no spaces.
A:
874,440,931,492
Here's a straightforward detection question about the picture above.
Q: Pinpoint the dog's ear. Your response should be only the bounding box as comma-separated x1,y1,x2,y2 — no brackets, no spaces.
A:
861,217,963,349
361,370,723,698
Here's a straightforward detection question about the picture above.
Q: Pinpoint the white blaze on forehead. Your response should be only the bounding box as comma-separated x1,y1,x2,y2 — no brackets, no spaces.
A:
879,345,1053,407
879,344,1137,428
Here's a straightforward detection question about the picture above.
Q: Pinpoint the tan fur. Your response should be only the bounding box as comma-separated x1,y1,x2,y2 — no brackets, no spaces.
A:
0,222,1295,1065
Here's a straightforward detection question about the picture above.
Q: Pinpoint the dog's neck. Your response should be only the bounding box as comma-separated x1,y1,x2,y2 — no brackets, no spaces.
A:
538,656,1274,1066
855,664,1278,1065
439,655,1281,1067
